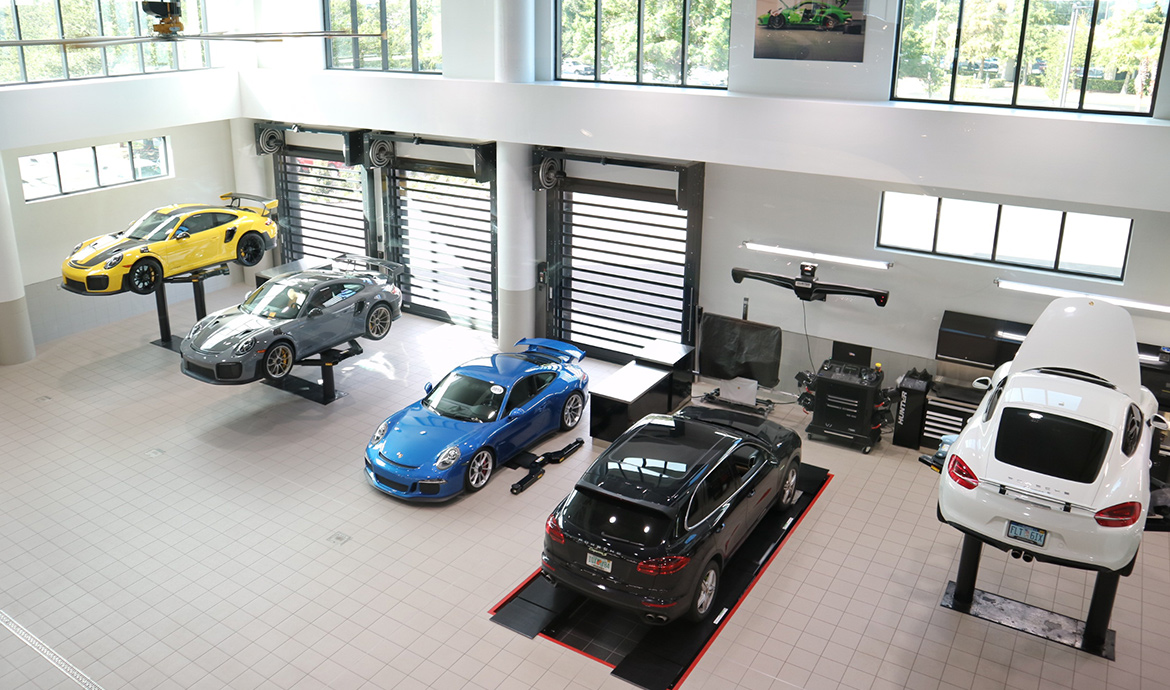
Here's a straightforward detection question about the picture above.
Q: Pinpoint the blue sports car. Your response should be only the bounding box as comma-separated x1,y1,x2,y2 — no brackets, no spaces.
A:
364,339,588,501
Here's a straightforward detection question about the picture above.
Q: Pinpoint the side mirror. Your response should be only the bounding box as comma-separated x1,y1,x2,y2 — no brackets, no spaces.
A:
972,376,992,390
174,230,190,240
424,382,433,395
307,307,323,318
508,408,524,419
1152,415,1169,432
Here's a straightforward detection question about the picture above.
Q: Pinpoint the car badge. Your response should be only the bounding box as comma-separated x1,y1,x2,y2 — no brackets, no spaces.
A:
396,452,403,459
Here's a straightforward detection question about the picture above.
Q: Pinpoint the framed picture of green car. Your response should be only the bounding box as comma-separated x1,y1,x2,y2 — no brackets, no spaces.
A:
754,0,867,62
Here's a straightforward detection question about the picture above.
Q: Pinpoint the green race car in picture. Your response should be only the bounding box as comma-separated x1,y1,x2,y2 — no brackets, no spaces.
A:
758,0,852,30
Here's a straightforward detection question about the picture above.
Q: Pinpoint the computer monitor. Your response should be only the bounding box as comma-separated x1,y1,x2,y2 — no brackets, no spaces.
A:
832,341,872,367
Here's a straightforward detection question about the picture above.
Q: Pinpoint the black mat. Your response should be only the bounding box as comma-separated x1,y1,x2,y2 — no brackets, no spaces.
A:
490,464,832,690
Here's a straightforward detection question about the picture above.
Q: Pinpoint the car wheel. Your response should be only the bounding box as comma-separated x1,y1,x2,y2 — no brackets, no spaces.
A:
687,560,721,622
560,390,585,431
768,13,786,29
364,302,393,340
778,460,800,510
465,448,494,493
263,341,295,382
126,259,163,295
821,16,838,30
235,232,266,267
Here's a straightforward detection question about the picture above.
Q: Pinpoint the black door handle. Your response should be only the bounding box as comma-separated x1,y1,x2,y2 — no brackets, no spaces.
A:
713,522,725,533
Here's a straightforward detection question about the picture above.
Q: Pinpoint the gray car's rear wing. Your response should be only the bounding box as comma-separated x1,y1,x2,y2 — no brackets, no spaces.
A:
333,254,406,277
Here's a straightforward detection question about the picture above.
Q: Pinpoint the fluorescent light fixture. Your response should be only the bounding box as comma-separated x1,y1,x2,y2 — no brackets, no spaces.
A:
996,330,1027,342
744,241,892,270
995,279,1170,315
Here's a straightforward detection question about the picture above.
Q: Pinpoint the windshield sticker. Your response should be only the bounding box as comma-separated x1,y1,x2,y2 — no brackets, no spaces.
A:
491,385,505,395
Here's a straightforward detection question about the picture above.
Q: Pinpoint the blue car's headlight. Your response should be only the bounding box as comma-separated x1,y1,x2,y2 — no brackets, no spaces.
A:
371,420,389,444
435,446,461,471
104,253,123,270
234,337,257,355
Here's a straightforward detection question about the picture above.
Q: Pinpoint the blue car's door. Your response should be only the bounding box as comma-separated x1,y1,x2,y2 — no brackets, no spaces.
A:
494,373,558,459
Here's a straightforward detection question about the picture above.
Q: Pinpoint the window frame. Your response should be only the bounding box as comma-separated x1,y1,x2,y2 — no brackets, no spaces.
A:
322,0,441,74
1,0,211,86
890,0,1170,116
554,0,731,89
18,137,172,202
877,191,1133,280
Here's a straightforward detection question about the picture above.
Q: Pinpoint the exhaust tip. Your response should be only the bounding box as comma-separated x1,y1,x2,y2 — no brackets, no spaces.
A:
1022,553,1034,563
1010,549,1022,559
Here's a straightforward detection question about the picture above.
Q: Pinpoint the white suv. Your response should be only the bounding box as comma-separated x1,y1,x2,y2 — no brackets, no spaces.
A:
938,297,1165,575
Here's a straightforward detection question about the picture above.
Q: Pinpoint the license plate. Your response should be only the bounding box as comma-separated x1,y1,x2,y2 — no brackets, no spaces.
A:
1007,521,1047,547
586,552,612,573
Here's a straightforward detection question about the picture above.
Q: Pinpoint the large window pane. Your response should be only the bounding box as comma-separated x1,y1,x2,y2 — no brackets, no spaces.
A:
641,0,683,85
62,0,103,78
96,142,133,186
1058,212,1129,277
879,192,937,251
18,0,66,81
327,0,355,68
1081,1,1168,113
894,0,960,100
19,155,61,200
176,0,208,71
57,147,99,193
601,0,638,81
0,3,21,83
685,0,729,86
996,205,1061,267
416,0,440,71
132,137,167,179
560,0,597,79
953,0,1025,105
142,40,177,72
102,0,143,75
936,198,997,258
361,0,389,69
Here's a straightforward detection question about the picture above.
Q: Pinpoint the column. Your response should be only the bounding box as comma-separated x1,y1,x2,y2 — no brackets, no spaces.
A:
0,160,36,364
494,0,536,350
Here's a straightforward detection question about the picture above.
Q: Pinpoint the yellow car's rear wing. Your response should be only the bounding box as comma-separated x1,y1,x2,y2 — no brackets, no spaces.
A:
220,192,279,218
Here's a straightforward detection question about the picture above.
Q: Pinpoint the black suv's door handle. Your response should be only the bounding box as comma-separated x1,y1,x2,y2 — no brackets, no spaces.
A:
713,522,725,533
748,489,756,497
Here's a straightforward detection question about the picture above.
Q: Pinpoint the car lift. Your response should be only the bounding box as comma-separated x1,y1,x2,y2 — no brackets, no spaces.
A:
150,263,231,352
263,340,365,405
509,437,585,494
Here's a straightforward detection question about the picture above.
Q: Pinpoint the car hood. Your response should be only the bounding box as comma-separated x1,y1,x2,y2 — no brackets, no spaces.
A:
69,234,150,268
370,403,491,467
189,307,280,354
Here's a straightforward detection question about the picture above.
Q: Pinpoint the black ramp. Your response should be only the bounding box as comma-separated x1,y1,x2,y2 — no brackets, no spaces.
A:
490,574,584,639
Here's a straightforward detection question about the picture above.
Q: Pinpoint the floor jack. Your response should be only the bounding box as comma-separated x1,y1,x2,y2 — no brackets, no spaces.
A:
510,438,585,494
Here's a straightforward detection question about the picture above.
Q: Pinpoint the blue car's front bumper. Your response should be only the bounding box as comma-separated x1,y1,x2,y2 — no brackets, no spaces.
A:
364,451,463,501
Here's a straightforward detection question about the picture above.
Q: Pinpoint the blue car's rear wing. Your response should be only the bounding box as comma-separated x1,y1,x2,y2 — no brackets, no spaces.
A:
516,338,585,364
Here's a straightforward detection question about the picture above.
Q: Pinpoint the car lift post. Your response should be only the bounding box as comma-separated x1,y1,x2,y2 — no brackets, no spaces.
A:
151,264,231,353
1083,571,1120,654
154,280,172,346
951,533,982,610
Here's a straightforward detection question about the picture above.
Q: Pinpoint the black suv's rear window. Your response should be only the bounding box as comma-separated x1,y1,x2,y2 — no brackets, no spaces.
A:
563,489,672,547
995,407,1111,484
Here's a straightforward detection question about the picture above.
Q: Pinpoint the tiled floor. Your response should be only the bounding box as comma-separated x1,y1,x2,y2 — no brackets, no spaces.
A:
1,285,1168,690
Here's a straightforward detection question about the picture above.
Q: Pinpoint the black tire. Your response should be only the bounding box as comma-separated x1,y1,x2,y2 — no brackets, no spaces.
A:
821,16,838,30
263,341,295,382
687,560,721,622
767,13,786,29
778,459,800,510
560,390,585,431
364,302,393,340
236,232,266,267
126,259,162,295
464,448,494,493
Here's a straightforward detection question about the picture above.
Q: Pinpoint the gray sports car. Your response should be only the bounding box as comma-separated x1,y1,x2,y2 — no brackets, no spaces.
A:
180,257,404,385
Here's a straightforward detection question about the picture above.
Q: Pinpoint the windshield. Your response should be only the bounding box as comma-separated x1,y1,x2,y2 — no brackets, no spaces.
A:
239,282,308,320
995,407,1111,483
423,373,505,423
125,211,180,241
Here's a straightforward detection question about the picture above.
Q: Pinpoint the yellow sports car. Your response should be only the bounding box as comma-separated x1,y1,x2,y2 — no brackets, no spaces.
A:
62,193,279,295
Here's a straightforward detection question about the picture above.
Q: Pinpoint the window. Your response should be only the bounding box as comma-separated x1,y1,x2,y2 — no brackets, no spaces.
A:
324,0,441,73
892,0,1169,115
557,0,731,88
878,191,1132,279
504,373,557,414
18,137,170,201
995,407,1111,483
687,458,739,527
1,1,210,85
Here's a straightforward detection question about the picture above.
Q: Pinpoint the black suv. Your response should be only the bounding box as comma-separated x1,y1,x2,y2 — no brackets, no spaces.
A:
541,406,801,624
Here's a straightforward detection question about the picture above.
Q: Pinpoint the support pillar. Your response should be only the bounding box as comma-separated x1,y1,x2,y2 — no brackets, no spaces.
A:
0,159,36,364
494,0,537,351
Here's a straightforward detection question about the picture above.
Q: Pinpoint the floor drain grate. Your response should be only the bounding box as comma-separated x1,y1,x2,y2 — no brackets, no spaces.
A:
145,448,165,458
0,610,104,690
327,532,351,546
